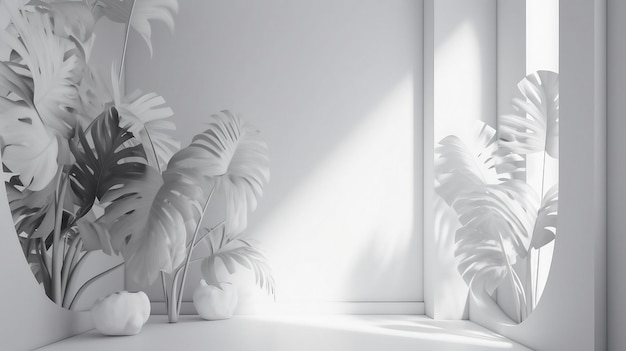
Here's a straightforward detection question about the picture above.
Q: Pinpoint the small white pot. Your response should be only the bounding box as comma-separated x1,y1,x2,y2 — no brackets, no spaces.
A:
91,291,151,336
193,280,238,320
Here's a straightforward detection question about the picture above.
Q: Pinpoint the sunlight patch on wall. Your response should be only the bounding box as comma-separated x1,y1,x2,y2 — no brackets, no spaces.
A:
254,76,418,302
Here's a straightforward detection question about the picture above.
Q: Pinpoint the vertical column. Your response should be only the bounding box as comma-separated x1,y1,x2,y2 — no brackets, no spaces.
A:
423,0,497,320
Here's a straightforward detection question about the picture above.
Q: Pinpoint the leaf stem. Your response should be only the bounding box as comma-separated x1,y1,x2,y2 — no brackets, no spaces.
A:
175,185,216,316
496,231,526,323
52,174,69,304
191,220,226,249
118,0,137,84
68,262,124,310
142,126,161,172
161,271,169,306
61,237,81,300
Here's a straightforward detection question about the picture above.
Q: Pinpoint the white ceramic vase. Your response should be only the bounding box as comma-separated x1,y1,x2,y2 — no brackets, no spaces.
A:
193,280,238,320
91,291,151,336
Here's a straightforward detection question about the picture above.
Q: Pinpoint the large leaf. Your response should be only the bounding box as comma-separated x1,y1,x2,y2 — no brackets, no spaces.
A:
100,146,210,285
29,0,96,43
76,64,111,127
101,163,206,285
453,180,538,294
530,185,558,249
76,65,180,171
93,0,178,55
102,111,269,285
1,2,82,138
108,66,180,171
187,110,270,236
498,70,559,158
201,228,275,296
0,94,59,191
69,106,148,220
435,122,524,206
6,173,57,238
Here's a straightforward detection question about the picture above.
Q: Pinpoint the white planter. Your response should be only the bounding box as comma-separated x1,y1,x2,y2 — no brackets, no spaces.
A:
193,280,238,320
91,291,151,336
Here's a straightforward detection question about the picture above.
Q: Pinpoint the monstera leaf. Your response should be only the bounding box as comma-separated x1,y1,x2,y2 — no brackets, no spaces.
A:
6,174,57,238
29,0,96,43
530,185,559,249
93,0,178,55
0,94,60,191
69,106,148,220
187,111,270,236
1,3,82,138
201,228,275,296
435,122,524,206
498,71,559,158
102,111,269,285
453,180,538,295
107,66,180,171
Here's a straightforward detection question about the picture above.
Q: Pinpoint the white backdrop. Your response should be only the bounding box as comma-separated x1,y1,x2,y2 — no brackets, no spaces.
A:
125,0,424,306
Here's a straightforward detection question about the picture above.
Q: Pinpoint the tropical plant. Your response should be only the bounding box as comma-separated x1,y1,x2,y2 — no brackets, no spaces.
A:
435,70,559,322
0,0,275,321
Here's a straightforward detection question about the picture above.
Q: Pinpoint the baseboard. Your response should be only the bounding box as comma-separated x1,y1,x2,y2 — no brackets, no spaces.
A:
151,301,425,315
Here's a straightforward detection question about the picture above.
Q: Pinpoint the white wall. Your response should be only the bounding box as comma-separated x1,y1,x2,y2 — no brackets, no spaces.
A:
607,0,625,350
125,0,423,306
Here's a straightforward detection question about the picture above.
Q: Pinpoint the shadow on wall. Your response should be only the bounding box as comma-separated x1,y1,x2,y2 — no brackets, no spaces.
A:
125,0,423,303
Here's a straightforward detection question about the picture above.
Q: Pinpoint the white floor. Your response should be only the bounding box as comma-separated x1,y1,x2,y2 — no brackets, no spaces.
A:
36,315,532,351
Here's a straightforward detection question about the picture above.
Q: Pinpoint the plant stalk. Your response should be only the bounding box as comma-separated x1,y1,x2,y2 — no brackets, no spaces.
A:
118,0,137,84
51,174,69,304
68,262,124,310
175,186,216,317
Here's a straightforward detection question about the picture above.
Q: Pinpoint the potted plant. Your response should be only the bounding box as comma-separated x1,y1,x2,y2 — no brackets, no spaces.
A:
0,0,275,324
434,70,559,323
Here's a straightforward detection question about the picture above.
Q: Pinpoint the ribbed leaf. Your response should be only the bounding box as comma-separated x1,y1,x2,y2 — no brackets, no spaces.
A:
201,229,275,296
29,0,96,43
100,148,208,285
93,0,178,55
69,106,148,220
498,71,559,158
104,111,269,286
453,180,538,294
5,173,57,238
435,122,524,206
188,111,270,236
77,65,180,171
1,3,81,138
530,185,558,249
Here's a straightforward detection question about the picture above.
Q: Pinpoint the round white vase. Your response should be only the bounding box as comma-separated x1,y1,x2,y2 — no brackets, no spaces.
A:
91,291,151,336
193,280,238,320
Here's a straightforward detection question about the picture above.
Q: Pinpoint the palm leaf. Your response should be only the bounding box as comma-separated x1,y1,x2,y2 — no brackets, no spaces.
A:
93,0,178,55
76,64,111,127
29,0,96,43
188,110,270,236
101,162,207,285
453,180,538,294
0,94,60,191
100,146,210,285
69,106,148,220
108,66,180,171
201,229,275,296
6,176,56,238
1,2,82,138
75,215,113,255
498,70,559,158
102,111,269,286
435,121,524,206
530,185,558,249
